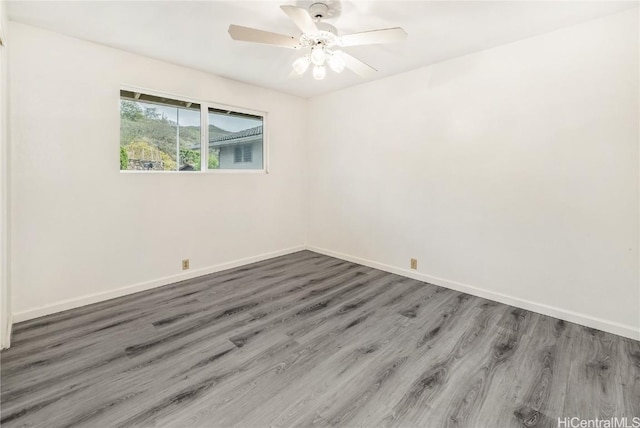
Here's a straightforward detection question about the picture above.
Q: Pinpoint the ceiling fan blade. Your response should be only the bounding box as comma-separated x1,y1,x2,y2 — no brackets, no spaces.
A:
340,51,377,78
228,25,300,49
288,69,304,80
280,5,318,35
340,27,407,47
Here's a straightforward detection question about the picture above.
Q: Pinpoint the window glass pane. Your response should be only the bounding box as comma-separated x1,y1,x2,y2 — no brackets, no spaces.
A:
120,92,200,171
208,108,263,170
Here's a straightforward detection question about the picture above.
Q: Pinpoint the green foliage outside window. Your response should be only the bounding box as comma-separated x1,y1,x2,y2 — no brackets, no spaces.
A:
120,146,129,170
125,140,176,171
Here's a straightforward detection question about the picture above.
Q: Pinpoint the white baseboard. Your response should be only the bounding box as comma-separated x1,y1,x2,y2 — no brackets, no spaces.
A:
9,243,639,342
307,245,640,341
12,245,306,323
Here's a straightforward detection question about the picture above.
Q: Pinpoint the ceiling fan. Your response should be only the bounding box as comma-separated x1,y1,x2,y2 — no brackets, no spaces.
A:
228,2,407,80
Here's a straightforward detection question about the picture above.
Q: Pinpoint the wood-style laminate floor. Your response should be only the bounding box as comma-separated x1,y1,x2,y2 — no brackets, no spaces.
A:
1,251,639,427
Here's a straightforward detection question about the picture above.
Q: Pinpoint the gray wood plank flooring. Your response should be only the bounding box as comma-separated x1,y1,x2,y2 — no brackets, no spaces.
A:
1,250,638,427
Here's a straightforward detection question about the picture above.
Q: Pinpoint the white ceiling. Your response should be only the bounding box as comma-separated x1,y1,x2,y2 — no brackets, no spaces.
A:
7,1,639,98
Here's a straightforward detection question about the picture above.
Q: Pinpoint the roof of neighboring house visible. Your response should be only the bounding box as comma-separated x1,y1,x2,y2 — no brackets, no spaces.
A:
209,125,263,148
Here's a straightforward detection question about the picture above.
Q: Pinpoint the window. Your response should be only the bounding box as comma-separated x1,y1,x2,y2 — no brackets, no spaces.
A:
208,108,263,170
120,89,265,172
234,145,253,163
119,91,201,172
243,145,252,162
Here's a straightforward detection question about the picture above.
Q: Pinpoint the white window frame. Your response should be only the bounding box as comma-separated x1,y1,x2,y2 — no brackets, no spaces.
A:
119,85,269,174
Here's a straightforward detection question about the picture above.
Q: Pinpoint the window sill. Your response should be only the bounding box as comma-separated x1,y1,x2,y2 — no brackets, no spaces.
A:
119,169,269,174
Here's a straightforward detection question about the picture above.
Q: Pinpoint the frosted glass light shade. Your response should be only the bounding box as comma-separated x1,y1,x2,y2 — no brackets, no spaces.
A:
292,56,310,74
328,52,345,73
313,65,326,80
310,46,326,66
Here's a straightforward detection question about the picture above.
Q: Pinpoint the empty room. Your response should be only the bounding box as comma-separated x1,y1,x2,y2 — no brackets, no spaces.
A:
0,0,638,427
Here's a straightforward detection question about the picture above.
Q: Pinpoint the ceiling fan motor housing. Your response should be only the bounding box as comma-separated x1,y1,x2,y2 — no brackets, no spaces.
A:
300,25,338,48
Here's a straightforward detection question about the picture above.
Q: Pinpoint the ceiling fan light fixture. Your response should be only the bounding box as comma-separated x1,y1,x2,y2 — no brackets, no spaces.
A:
292,55,311,74
313,65,326,80
327,51,345,73
310,45,326,66
228,3,407,81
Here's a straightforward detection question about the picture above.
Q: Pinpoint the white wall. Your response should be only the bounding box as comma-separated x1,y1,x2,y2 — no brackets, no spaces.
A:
0,0,10,348
7,9,640,341
9,22,307,320
307,9,640,339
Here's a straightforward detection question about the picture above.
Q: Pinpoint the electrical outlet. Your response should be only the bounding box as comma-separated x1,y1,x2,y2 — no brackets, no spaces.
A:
410,258,417,270
182,259,190,270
